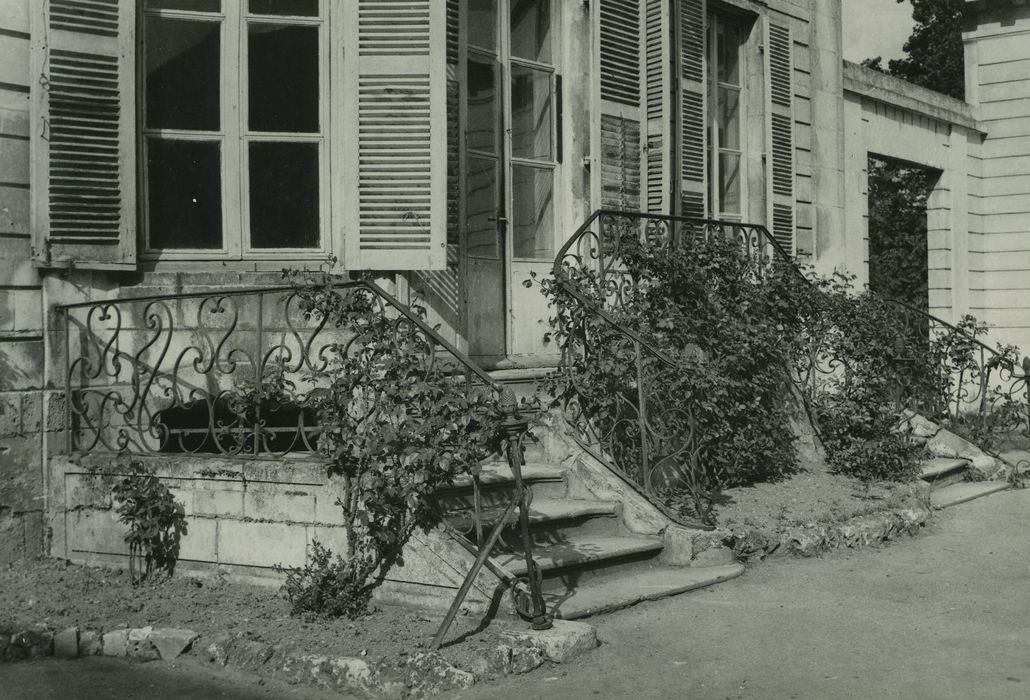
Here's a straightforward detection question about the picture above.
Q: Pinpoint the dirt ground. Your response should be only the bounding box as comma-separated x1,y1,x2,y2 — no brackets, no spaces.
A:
715,467,924,534
454,488,1030,700
0,558,516,671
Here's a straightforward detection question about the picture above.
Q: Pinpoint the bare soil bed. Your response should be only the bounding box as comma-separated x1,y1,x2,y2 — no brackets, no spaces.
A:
712,467,929,558
0,558,517,672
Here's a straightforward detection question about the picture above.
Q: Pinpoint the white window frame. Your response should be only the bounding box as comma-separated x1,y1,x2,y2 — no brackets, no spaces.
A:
139,0,332,262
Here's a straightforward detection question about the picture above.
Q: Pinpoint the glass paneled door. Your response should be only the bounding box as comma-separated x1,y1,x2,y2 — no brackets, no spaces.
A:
465,0,559,365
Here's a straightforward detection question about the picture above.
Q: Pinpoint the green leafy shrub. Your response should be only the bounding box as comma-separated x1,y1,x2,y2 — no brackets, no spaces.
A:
280,540,371,619
111,461,187,586
539,231,806,523
541,224,1015,518
277,274,503,618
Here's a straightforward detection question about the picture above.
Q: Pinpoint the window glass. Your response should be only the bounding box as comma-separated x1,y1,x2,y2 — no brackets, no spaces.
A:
146,0,220,11
145,17,220,130
512,165,553,258
510,65,551,160
717,24,741,85
248,24,319,133
717,87,740,150
248,0,319,16
510,0,551,63
249,142,320,248
468,0,497,52
718,152,741,215
467,56,499,154
466,156,501,258
147,139,223,249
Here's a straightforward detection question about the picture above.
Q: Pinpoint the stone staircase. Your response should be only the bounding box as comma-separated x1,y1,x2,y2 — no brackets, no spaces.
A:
918,457,1010,509
436,456,744,621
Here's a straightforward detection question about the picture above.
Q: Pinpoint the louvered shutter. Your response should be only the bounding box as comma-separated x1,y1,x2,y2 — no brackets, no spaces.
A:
644,0,673,214
677,0,706,219
597,0,645,212
765,19,795,254
30,0,137,270
342,0,448,271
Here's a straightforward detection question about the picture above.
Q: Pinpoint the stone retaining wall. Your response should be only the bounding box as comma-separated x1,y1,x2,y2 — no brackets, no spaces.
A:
48,453,500,610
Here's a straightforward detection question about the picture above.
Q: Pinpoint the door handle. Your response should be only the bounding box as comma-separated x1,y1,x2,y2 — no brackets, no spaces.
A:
487,216,508,224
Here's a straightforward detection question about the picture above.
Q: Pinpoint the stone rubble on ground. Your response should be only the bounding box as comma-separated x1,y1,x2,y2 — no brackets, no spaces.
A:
2,616,597,697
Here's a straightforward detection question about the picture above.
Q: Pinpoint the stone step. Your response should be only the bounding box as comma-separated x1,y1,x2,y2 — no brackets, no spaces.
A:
445,498,618,535
549,563,745,620
930,481,1010,509
518,498,618,523
497,534,664,577
445,461,566,490
919,457,970,489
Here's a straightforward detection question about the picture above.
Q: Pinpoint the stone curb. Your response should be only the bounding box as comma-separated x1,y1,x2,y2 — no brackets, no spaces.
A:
0,619,598,698
0,624,198,663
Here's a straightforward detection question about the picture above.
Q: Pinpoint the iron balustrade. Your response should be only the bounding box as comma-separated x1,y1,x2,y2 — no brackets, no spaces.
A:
550,210,1030,523
795,294,1030,456
550,210,792,527
55,279,551,637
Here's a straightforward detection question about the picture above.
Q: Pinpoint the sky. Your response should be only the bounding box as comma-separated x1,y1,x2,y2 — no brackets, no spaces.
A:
842,0,915,64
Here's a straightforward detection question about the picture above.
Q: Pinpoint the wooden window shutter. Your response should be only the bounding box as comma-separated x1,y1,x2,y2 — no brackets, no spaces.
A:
677,0,706,219
342,0,448,271
644,0,673,214
765,19,795,255
30,0,137,270
597,0,645,212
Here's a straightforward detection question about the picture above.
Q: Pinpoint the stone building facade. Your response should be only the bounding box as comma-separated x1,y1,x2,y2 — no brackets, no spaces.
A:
0,0,1027,563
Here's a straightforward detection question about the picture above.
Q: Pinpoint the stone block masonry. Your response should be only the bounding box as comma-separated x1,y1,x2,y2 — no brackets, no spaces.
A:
0,391,62,565
48,454,499,610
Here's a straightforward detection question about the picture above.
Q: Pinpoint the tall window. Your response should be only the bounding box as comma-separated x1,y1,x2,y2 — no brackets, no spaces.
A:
142,0,328,259
509,0,556,260
707,15,744,219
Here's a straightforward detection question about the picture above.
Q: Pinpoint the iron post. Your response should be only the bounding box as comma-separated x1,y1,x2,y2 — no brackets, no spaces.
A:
499,387,551,631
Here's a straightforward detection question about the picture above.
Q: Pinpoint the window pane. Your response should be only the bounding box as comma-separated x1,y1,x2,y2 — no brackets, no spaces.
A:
146,0,220,11
718,87,740,150
467,56,499,154
249,0,319,16
510,65,551,160
466,156,500,258
468,0,497,52
717,24,741,86
512,165,553,258
718,152,741,215
248,24,319,133
145,17,220,130
249,142,319,249
147,139,222,249
511,0,552,63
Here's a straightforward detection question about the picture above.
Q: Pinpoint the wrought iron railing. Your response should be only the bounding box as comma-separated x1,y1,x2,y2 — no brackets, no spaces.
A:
56,280,500,457
553,209,1030,500
55,279,550,636
795,293,1030,456
550,210,794,526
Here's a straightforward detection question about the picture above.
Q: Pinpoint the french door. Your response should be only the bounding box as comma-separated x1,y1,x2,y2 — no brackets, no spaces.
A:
463,0,559,366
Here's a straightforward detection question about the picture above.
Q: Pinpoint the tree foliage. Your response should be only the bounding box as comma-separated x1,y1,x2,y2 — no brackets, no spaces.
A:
867,158,933,309
861,0,965,99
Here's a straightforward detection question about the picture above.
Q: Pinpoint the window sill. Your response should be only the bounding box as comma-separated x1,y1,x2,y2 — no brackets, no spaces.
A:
140,258,336,275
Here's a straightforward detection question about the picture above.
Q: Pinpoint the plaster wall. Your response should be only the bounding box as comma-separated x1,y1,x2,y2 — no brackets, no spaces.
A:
841,63,985,327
